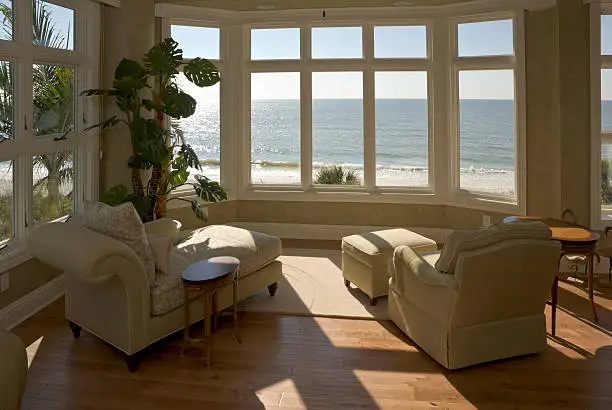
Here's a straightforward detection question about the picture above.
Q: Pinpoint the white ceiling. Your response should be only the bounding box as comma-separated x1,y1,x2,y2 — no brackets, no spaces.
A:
154,0,477,11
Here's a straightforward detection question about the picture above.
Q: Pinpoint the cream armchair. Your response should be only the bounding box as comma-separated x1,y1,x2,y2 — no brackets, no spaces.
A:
0,330,27,410
26,219,282,371
388,238,561,370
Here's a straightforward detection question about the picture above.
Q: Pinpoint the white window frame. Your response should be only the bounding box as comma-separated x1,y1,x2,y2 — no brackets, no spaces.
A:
590,1,612,228
448,12,526,211
0,0,101,270
158,0,539,215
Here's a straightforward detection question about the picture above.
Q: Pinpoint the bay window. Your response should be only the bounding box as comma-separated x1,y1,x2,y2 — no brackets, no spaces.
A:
0,0,100,257
163,6,524,211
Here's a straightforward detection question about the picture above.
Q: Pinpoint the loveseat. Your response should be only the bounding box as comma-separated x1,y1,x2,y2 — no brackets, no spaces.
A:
27,208,282,371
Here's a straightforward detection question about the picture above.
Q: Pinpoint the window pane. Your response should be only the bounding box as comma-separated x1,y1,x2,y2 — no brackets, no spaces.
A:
33,64,74,138
602,69,612,207
459,70,515,198
313,72,363,185
458,19,513,57
603,15,612,56
174,73,220,183
171,25,219,60
374,26,427,59
33,151,74,224
0,0,12,41
34,1,74,50
0,61,13,141
251,73,300,185
375,72,428,187
0,161,12,241
312,27,362,59
251,28,300,60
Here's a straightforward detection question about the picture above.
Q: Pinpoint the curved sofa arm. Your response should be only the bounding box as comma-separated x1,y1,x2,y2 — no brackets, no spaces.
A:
27,222,148,285
392,246,457,292
0,330,27,410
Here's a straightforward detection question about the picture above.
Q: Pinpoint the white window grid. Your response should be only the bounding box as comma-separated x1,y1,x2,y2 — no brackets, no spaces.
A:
162,8,527,215
0,0,100,252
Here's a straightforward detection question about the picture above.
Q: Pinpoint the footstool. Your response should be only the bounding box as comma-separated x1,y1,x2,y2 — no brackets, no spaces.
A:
342,229,438,305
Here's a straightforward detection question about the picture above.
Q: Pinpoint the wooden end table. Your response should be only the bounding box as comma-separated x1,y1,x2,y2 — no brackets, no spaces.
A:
182,256,241,366
503,217,600,336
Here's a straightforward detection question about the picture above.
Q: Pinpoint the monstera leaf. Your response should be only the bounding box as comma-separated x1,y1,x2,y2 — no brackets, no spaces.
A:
112,59,149,93
193,174,227,203
101,184,130,206
144,38,183,77
162,85,196,119
183,58,220,88
131,118,170,166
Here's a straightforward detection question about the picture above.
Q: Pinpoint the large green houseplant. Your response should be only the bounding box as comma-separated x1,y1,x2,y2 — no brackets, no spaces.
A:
83,38,226,222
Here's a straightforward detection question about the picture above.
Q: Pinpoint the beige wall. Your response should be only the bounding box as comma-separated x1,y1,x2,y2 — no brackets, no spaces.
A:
100,0,156,191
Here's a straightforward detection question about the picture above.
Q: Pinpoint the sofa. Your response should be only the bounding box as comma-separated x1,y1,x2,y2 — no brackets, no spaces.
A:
388,222,561,369
0,330,27,410
27,212,282,371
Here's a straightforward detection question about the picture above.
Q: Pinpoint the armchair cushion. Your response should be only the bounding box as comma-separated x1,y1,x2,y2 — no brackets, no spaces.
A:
435,221,551,274
147,234,173,274
144,218,182,245
77,202,157,285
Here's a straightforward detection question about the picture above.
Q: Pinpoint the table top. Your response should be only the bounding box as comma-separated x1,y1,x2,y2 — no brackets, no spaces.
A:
503,216,600,243
182,256,240,286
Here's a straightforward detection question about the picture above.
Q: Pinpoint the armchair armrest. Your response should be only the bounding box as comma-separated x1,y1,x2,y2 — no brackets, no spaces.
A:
392,246,457,291
144,218,182,244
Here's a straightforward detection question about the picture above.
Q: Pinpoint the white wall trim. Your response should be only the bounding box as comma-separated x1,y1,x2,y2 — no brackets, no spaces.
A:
156,0,556,22
228,221,453,242
0,274,65,330
95,0,120,7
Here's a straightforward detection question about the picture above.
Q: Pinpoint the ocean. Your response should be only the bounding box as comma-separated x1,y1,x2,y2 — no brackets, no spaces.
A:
179,98,517,194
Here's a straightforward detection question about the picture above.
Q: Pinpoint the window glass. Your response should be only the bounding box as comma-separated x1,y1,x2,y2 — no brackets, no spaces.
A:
33,151,74,224
174,73,220,182
251,28,300,60
34,1,74,50
312,72,363,185
251,73,300,185
457,19,513,57
375,72,428,187
458,70,515,198
0,0,12,41
603,15,612,55
374,26,427,59
171,25,220,60
312,27,362,59
0,60,13,141
601,69,612,206
33,64,74,139
0,161,12,241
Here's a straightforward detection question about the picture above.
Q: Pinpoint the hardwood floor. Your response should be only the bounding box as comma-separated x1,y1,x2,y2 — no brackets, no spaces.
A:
11,275,612,409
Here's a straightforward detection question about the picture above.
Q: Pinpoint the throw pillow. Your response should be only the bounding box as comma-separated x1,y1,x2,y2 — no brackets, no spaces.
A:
147,234,172,274
80,202,157,285
435,221,550,274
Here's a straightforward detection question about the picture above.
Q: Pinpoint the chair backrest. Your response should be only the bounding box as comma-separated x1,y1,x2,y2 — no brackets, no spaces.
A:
450,239,561,329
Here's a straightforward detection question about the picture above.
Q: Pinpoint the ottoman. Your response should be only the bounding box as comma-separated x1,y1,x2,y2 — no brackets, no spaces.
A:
342,228,438,305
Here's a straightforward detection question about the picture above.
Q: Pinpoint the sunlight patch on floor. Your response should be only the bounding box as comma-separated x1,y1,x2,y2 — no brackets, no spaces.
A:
26,336,44,368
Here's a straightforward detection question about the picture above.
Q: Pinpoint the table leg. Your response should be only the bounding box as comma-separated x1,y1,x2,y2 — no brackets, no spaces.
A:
551,275,558,336
203,290,212,367
233,274,242,344
212,291,218,333
588,252,599,323
182,287,190,356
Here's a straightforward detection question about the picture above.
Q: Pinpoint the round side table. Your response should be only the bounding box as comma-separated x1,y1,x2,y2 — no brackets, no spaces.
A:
182,256,241,366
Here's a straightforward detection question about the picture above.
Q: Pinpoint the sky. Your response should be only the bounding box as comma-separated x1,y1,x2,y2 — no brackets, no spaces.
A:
173,19,516,101
0,1,74,49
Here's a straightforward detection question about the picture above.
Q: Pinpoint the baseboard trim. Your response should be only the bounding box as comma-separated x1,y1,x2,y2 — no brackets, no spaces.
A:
0,274,65,330
227,222,453,243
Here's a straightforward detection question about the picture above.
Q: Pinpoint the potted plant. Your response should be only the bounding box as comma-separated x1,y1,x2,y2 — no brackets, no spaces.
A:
82,38,226,222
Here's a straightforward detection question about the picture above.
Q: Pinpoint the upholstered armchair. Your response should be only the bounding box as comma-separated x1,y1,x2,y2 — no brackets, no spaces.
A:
388,232,561,370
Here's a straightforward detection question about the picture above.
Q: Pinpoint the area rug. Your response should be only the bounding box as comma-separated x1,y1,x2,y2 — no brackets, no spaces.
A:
239,248,389,320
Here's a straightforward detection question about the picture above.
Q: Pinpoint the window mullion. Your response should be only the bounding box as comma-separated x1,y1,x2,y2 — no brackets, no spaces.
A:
301,25,312,189
363,24,375,191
